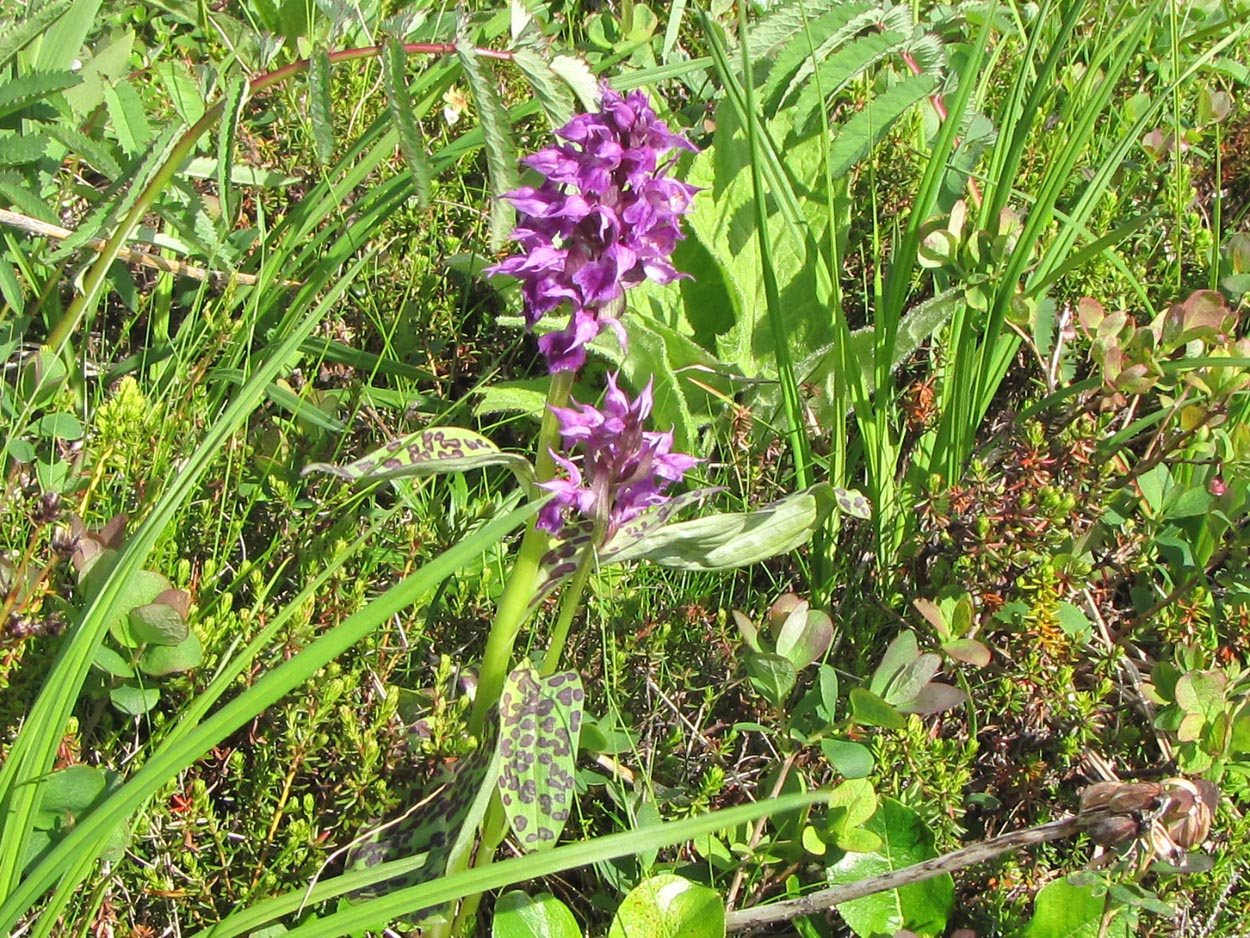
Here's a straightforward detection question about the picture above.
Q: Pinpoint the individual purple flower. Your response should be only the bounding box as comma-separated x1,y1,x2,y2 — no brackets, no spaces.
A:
537,373,700,538
487,85,699,372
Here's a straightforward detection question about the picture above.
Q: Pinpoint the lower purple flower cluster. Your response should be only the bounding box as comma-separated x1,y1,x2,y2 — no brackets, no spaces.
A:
537,374,700,539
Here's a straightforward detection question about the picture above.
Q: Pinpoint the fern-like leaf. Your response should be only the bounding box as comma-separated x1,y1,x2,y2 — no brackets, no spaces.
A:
381,37,431,206
0,133,52,167
792,28,912,131
758,4,875,110
45,123,123,179
307,46,334,166
455,36,518,249
0,0,74,70
0,69,80,121
823,72,938,174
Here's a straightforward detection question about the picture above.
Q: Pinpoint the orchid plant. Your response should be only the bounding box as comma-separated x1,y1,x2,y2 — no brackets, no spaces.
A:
307,84,835,932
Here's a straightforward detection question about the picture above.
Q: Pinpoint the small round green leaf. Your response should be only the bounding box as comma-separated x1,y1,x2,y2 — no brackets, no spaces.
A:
821,739,873,779
139,631,203,675
828,798,954,937
849,688,905,730
109,683,160,715
608,874,725,938
36,412,84,440
39,765,106,820
1023,878,1136,938
493,890,581,938
128,601,188,646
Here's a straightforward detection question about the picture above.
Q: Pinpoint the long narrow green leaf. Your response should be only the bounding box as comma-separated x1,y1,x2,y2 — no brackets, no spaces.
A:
455,37,518,249
382,37,432,206
202,790,830,938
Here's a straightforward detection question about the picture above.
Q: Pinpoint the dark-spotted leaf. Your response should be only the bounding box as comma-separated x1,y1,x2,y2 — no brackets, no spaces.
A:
827,798,954,937
833,486,871,519
607,873,725,938
303,427,534,488
498,669,584,852
493,890,581,938
603,484,834,570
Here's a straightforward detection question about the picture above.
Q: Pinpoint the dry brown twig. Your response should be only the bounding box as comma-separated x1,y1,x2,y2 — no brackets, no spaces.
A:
0,206,299,288
725,777,1218,933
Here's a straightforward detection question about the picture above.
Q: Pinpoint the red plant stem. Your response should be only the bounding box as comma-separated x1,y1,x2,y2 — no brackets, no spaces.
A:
900,48,983,208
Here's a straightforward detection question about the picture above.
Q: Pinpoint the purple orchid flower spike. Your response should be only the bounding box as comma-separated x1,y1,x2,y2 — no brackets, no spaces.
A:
537,373,700,540
487,85,699,372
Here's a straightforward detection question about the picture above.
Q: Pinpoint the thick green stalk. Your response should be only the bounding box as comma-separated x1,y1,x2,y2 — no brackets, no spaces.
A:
467,369,574,737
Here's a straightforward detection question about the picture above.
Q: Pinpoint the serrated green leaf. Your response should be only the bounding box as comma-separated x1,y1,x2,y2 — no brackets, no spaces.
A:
49,123,181,262
102,78,151,155
793,29,909,131
758,4,876,109
456,38,518,249
45,123,123,179
0,0,74,70
824,72,938,171
498,669,584,852
307,46,334,166
474,379,549,420
302,427,535,488
382,38,431,206
511,48,575,130
548,55,598,111
827,798,953,937
154,60,204,125
0,69,81,121
0,133,52,167
215,74,249,226
602,484,833,570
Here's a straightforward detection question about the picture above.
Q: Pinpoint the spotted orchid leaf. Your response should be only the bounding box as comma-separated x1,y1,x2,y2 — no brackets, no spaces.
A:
302,427,535,488
346,717,499,923
498,668,584,852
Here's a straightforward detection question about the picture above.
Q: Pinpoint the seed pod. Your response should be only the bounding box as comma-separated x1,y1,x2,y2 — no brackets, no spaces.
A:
1162,778,1218,848
1079,781,1121,813
1086,814,1140,847
1106,782,1164,815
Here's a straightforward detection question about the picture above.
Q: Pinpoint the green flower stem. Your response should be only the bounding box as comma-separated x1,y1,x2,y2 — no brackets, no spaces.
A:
467,368,574,738
541,542,596,676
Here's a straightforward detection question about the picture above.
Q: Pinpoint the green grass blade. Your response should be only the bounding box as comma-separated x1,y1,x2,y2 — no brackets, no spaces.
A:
0,0,73,69
201,790,830,938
